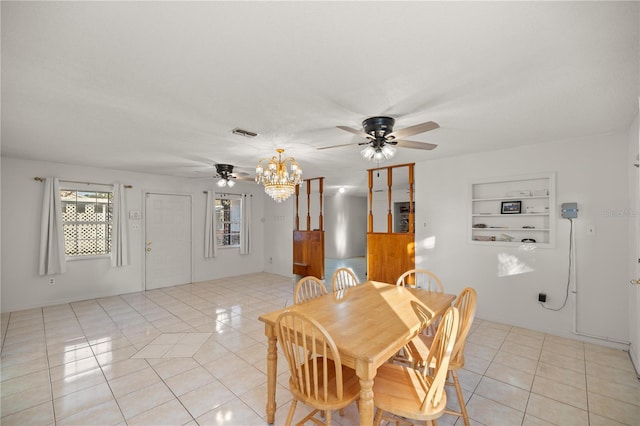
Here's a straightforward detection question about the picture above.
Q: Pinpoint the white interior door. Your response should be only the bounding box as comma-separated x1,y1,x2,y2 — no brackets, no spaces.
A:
145,193,192,290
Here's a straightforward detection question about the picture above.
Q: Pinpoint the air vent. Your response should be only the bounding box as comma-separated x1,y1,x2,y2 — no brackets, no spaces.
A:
232,128,259,138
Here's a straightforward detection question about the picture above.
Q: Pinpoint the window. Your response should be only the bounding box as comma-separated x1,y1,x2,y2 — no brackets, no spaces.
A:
215,196,241,247
61,189,113,257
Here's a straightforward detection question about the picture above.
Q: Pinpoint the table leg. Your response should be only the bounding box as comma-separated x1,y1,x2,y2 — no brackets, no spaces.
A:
356,361,375,426
266,329,278,424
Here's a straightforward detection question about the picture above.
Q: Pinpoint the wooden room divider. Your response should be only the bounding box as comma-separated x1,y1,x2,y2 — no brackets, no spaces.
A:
293,177,325,279
367,163,415,284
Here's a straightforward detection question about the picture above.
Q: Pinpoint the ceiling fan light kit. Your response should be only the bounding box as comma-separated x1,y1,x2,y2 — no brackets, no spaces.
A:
215,163,237,188
216,177,235,188
361,144,397,162
327,116,440,163
255,148,302,203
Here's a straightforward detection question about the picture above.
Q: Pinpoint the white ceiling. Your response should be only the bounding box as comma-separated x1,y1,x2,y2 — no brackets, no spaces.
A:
2,1,638,194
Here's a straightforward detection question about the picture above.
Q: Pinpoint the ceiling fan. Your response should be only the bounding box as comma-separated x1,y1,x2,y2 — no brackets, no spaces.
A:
319,116,439,162
214,163,251,188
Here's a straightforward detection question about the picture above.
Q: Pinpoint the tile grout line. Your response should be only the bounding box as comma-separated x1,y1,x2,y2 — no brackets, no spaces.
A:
522,331,548,426
70,299,128,425
584,343,591,426
40,306,58,425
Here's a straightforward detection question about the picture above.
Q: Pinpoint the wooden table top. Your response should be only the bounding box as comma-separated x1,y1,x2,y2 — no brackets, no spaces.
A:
259,281,456,367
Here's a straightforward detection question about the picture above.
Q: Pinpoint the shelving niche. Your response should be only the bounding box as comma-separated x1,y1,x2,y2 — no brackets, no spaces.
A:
469,172,556,248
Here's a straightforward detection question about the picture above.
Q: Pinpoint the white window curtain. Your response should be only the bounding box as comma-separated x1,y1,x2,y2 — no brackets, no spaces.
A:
38,177,66,275
111,183,129,267
204,190,217,258
240,194,251,255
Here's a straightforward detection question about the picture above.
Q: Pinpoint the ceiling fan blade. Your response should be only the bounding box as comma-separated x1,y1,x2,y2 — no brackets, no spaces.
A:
394,139,438,150
318,142,363,150
336,125,374,140
386,121,439,140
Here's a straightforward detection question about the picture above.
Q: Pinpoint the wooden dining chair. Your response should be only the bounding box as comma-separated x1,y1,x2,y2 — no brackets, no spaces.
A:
397,269,444,337
331,267,359,292
373,306,460,426
396,268,444,292
294,276,328,304
402,287,477,426
275,310,360,426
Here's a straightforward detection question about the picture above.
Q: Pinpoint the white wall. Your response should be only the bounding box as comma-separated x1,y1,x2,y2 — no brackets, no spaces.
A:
262,195,295,278
1,157,266,312
324,194,367,259
257,132,631,346
628,112,640,368
2,132,634,350
413,133,630,346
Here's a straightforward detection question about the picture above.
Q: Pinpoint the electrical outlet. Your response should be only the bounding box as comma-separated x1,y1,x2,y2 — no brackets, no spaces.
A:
49,278,55,285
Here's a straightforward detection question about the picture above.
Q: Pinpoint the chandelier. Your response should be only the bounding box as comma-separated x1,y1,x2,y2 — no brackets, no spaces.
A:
255,149,302,202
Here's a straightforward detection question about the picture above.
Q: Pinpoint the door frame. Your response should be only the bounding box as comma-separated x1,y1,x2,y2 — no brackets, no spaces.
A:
142,190,194,291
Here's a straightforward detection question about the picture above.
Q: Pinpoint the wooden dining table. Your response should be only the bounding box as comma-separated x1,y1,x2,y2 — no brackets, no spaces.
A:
258,280,456,425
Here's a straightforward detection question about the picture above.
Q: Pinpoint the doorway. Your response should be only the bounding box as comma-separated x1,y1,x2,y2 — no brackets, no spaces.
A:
144,193,192,290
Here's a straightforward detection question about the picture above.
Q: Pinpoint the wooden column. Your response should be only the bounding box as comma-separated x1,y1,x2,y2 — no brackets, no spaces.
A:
318,178,324,231
368,169,373,233
306,180,311,231
387,167,393,233
408,164,415,233
295,185,300,231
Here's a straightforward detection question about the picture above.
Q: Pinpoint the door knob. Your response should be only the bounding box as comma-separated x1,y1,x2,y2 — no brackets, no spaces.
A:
146,248,152,252
631,279,640,285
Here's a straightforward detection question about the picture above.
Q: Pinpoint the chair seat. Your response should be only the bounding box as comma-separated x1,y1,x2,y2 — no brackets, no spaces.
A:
373,362,447,421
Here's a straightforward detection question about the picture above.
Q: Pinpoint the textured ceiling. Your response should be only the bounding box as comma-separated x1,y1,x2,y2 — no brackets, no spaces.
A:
1,1,638,194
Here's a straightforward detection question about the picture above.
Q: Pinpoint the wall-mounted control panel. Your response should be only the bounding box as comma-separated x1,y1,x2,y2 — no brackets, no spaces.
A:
560,203,578,219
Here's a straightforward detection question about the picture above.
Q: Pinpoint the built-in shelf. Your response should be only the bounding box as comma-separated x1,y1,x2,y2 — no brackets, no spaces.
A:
472,195,550,202
469,172,556,247
472,213,549,217
472,228,550,231
394,201,413,233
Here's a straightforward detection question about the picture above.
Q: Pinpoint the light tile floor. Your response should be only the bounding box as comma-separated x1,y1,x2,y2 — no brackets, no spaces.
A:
1,272,638,425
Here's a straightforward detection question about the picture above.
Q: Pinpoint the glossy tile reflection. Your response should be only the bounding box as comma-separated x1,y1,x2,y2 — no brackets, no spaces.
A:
1,272,638,425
